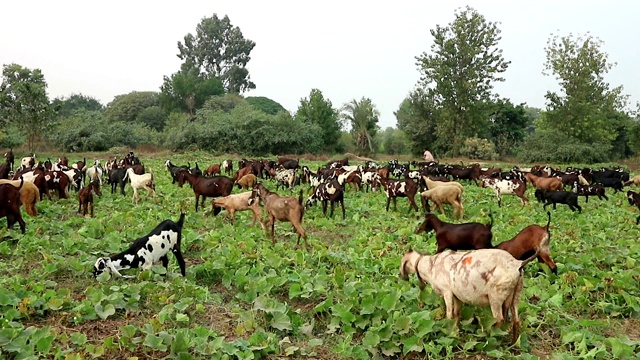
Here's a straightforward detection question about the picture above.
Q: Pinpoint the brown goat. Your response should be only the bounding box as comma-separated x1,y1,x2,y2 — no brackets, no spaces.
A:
0,178,26,233
495,211,556,274
248,183,308,249
205,163,222,177
416,212,493,253
78,179,102,217
379,178,420,212
235,174,257,189
233,166,252,182
526,173,563,191
0,179,39,216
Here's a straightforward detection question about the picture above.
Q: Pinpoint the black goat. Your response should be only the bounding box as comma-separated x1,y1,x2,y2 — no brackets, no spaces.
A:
108,167,128,195
627,190,640,225
572,182,608,203
535,189,582,213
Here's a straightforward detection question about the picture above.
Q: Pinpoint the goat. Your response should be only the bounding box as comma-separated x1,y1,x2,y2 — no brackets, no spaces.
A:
85,160,103,186
419,186,464,218
275,169,297,190
19,155,35,171
400,248,537,344
166,160,190,184
93,213,186,278
481,178,528,207
44,171,71,199
0,178,26,233
415,212,493,253
361,171,381,192
4,149,14,172
235,173,257,190
422,176,464,192
78,179,102,217
13,168,50,201
123,168,156,204
0,178,39,216
626,190,640,224
379,178,420,212
205,163,222,177
593,177,624,193
222,159,233,176
211,191,264,228
624,175,640,187
525,173,563,191
572,182,608,203
306,179,346,220
248,183,308,249
108,167,128,195
534,190,582,213
178,172,233,212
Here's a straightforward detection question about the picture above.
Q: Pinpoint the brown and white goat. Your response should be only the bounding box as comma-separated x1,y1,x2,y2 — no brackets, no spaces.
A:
400,248,537,344
481,178,528,207
380,177,420,212
211,191,264,228
248,183,308,249
415,212,493,253
627,190,640,224
78,179,102,217
0,178,39,216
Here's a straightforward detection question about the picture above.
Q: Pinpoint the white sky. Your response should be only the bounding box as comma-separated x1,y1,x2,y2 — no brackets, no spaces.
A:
1,1,638,129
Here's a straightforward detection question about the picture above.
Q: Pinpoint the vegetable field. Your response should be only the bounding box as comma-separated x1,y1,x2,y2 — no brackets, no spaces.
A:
1,153,640,359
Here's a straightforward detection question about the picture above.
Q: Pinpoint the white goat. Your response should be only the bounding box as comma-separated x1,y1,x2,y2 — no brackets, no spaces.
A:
123,168,156,204
86,160,103,185
400,248,537,344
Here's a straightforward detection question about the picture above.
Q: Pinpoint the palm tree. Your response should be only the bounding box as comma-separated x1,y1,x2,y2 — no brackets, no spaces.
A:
341,97,380,156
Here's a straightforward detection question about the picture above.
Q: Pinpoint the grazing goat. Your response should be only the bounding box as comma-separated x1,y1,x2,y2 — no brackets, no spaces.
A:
400,248,537,344
416,212,493,253
222,160,233,176
624,175,640,187
85,160,103,186
108,167,128,195
526,173,563,191
0,178,39,216
419,186,464,218
211,191,264,228
572,182,608,203
626,190,640,224
44,171,71,199
361,171,381,192
306,179,346,220
481,178,528,207
93,213,186,278
275,169,297,190
248,183,308,249
178,172,233,212
535,190,581,213
593,177,624,193
380,178,420,212
123,168,156,204
0,178,26,233
205,163,222,177
166,160,190,184
496,212,557,274
78,179,102,217
235,174,257,190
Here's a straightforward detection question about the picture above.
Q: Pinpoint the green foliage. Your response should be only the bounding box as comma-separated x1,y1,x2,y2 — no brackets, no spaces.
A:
245,96,287,115
159,63,224,116
379,127,410,155
460,137,499,160
395,90,439,156
488,99,532,156
0,63,55,151
105,91,160,123
0,124,25,149
51,93,103,118
540,33,630,158
177,14,256,93
295,89,343,153
136,106,167,131
517,129,611,163
415,6,509,155
341,97,380,156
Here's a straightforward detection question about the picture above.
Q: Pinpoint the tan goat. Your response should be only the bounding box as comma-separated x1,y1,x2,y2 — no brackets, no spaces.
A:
0,178,39,216
211,191,264,229
419,186,464,218
235,174,257,190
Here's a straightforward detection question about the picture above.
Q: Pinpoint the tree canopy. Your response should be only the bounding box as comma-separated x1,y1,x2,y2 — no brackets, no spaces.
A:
341,97,380,156
245,96,287,115
414,6,509,155
105,91,161,123
295,89,342,153
51,93,103,118
159,63,225,116
177,14,256,94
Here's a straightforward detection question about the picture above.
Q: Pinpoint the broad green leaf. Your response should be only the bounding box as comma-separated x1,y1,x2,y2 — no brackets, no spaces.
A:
270,311,292,331
362,331,380,348
95,303,116,320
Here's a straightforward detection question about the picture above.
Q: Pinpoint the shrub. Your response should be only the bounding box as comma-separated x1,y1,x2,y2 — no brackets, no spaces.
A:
516,130,612,163
460,137,499,160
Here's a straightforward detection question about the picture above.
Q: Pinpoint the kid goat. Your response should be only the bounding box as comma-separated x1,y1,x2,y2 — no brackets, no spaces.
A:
123,168,156,204
93,213,187,278
78,179,102,217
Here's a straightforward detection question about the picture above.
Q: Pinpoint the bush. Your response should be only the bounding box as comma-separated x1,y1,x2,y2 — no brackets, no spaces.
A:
516,130,612,163
459,137,499,160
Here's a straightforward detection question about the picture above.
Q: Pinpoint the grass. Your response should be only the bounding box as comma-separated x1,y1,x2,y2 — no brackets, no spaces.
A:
1,151,640,359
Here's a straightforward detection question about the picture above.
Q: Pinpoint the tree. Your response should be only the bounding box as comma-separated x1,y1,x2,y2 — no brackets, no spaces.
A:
487,99,532,156
177,14,256,93
415,6,509,155
295,89,342,153
380,127,409,155
540,32,629,150
341,97,380,156
246,96,287,115
137,106,167,131
395,89,439,156
105,91,160,123
51,93,103,118
159,63,224,116
0,63,54,151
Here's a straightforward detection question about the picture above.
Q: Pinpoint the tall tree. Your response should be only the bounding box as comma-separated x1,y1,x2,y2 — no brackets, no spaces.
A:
0,63,54,151
295,89,342,153
415,6,509,155
541,33,629,148
159,63,224,116
487,99,532,156
395,88,440,156
177,14,256,93
340,97,380,156
51,93,103,118
105,91,160,123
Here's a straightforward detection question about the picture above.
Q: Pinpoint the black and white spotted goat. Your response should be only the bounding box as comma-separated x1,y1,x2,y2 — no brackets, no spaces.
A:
93,213,187,278
306,179,346,219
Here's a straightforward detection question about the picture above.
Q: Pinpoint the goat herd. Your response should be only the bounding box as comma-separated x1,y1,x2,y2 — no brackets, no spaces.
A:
3,150,640,345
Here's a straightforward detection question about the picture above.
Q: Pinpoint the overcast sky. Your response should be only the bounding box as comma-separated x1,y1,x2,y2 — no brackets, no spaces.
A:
1,1,638,129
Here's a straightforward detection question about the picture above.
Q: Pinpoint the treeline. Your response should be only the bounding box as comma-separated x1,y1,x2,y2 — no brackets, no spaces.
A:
2,8,639,162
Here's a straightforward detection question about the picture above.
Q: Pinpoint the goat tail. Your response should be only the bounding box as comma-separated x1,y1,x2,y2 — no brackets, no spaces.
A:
486,210,494,228
518,250,539,272
177,212,186,229
545,211,551,232
298,189,304,206
18,176,24,190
